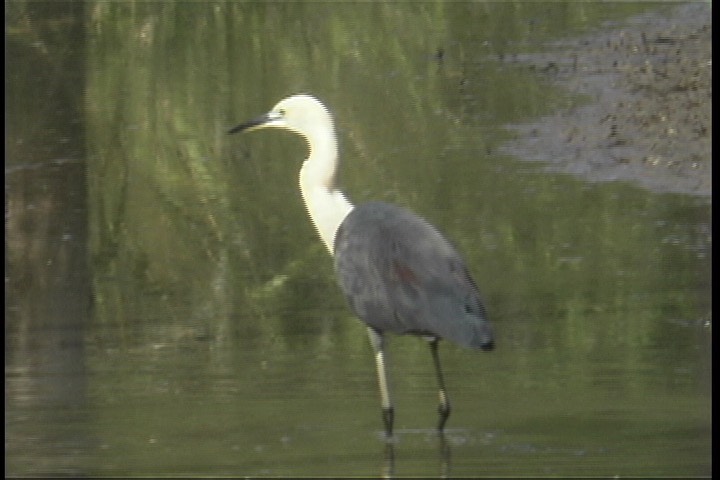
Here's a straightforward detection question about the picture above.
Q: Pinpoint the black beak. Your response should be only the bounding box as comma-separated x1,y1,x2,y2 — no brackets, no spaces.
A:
227,113,273,135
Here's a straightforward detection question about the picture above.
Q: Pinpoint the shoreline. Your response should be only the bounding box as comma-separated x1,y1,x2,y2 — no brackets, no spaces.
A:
499,3,711,199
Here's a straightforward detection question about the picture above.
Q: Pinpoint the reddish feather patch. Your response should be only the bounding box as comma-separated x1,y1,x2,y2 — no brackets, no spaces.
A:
392,261,418,284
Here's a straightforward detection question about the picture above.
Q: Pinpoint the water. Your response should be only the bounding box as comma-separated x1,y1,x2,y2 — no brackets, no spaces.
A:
6,1,711,476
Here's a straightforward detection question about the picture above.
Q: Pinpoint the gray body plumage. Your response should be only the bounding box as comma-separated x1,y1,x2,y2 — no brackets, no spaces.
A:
229,95,495,437
334,201,494,351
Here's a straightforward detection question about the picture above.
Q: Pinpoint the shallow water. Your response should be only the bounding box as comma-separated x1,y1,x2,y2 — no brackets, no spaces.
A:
6,2,710,477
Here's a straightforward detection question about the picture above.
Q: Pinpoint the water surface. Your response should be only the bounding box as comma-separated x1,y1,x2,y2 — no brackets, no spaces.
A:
6,1,710,476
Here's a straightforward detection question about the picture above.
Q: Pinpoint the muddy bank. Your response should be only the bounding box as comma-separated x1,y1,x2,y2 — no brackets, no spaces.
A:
499,3,711,198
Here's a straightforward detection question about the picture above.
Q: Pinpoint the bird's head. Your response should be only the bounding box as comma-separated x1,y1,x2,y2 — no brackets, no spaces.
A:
227,94,333,141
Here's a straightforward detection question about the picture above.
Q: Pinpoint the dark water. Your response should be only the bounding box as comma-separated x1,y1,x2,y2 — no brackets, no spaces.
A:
6,2,710,477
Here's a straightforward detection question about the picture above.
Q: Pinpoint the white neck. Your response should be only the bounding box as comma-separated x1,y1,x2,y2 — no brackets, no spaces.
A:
299,131,354,255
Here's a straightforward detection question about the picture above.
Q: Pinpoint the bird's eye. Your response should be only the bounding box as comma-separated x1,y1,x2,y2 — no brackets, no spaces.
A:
278,108,286,116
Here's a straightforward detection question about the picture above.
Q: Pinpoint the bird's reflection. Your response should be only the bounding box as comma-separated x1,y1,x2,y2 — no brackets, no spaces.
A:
438,433,451,477
380,431,452,478
381,441,395,479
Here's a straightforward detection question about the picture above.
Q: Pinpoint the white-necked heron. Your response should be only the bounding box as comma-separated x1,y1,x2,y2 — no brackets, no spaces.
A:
228,94,494,437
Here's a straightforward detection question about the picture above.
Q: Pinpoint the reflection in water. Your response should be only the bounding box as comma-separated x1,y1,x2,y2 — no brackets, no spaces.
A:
380,431,453,478
6,161,92,475
438,434,451,477
6,1,711,476
381,441,394,478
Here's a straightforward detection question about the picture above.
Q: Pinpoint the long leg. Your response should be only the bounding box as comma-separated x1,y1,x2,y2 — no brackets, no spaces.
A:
429,338,451,432
367,327,394,438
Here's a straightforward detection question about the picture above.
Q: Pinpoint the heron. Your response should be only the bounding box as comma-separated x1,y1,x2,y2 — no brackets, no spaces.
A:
228,94,494,437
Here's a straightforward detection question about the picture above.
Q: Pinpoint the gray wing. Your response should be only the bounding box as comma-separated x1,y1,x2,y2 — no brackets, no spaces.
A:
334,201,493,350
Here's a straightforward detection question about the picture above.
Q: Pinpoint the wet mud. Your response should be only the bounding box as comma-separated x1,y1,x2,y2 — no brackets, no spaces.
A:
499,3,711,198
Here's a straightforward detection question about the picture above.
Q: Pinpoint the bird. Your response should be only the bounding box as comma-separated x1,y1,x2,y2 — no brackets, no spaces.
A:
228,94,494,438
